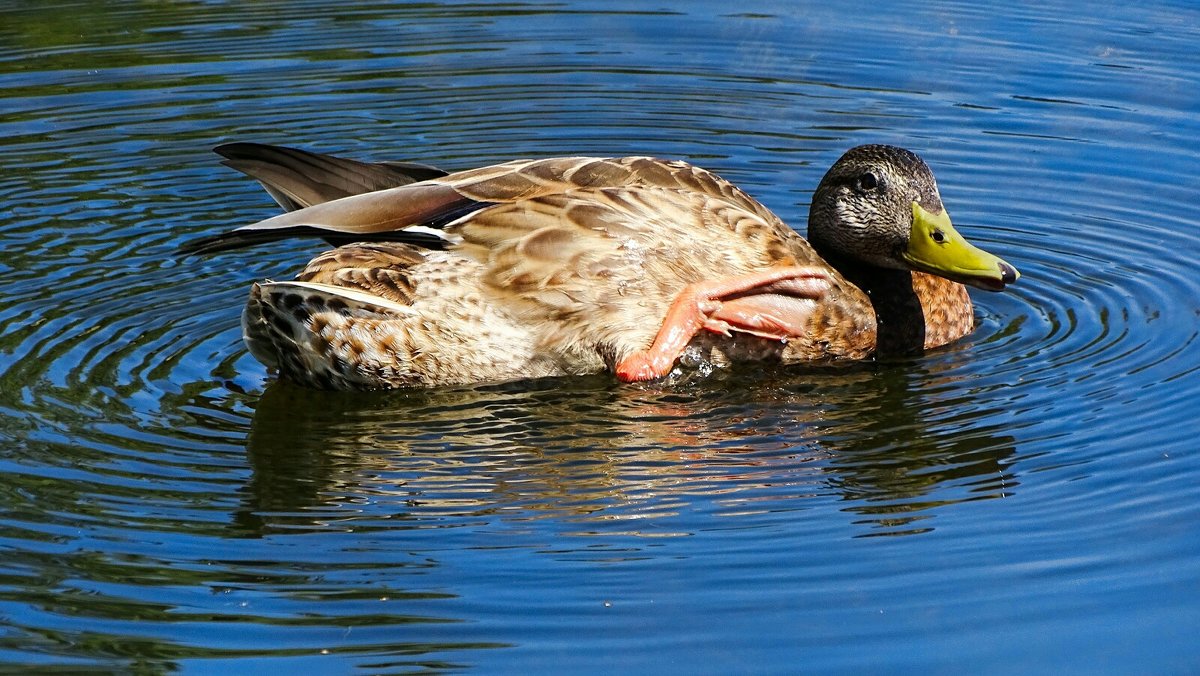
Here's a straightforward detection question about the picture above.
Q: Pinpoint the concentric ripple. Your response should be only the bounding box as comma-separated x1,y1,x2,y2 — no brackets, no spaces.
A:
2,0,1199,672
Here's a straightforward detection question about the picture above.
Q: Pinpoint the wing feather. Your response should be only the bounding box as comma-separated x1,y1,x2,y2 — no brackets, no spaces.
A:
215,142,447,210
184,149,810,265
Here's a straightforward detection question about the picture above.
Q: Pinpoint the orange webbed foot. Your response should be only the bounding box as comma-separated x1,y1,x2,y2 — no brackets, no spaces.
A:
614,267,831,383
615,351,676,382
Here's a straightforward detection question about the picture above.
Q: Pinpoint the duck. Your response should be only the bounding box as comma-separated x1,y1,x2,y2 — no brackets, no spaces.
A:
183,142,1018,389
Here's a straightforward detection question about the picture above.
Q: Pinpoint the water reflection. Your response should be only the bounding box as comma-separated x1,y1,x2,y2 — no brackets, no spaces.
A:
235,362,1018,539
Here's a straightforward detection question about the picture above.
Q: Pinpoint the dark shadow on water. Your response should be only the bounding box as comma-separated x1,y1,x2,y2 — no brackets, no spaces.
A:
806,363,1020,537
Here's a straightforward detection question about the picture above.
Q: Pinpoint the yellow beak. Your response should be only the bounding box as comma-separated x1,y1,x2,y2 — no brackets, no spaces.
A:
903,202,1019,291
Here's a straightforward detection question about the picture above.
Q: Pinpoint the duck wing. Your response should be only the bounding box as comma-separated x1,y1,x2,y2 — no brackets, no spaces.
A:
182,152,808,258
439,182,830,372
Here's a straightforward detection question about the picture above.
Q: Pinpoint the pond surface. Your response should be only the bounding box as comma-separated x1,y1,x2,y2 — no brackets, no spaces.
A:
3,1,1200,672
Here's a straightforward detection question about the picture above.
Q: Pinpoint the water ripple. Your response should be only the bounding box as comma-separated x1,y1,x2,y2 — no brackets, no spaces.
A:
2,0,1200,671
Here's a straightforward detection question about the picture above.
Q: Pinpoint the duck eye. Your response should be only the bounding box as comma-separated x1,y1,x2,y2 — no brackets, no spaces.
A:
931,229,946,243
856,172,878,192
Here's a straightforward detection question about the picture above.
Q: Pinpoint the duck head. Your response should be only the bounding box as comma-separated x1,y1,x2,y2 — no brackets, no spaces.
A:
808,144,1018,291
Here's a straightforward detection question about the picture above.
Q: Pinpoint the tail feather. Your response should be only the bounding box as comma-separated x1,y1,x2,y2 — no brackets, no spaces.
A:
177,224,455,256
215,142,447,211
179,143,459,256
242,281,419,389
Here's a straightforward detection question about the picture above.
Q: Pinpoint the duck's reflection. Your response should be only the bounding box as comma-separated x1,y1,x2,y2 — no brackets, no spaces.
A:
233,358,1018,538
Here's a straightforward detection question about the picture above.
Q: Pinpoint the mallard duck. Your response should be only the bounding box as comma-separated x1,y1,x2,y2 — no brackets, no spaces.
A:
184,143,1018,389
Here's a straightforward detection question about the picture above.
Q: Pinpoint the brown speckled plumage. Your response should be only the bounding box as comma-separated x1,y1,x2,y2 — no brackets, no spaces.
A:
189,142,1017,389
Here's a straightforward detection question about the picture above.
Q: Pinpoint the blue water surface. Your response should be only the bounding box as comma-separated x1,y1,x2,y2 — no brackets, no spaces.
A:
1,1,1199,673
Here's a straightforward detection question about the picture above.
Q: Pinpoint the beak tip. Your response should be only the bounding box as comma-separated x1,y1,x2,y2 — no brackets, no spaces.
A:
999,261,1019,285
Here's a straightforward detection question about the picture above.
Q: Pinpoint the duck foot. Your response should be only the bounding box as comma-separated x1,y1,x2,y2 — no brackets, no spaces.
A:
614,267,831,382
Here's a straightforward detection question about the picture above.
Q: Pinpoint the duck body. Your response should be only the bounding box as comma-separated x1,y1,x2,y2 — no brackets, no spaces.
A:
189,144,1016,389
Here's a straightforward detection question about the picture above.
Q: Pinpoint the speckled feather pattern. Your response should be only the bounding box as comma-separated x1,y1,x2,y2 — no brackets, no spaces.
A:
911,272,974,349
234,154,975,389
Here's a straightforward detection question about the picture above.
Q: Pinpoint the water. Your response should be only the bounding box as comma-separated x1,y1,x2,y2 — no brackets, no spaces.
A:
3,1,1199,672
